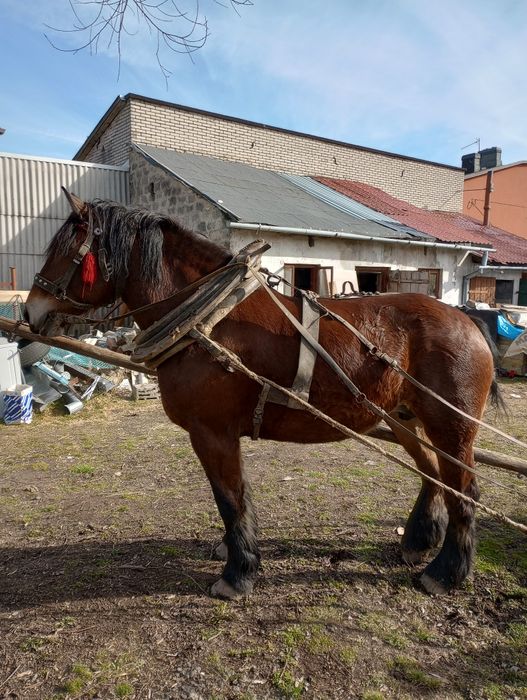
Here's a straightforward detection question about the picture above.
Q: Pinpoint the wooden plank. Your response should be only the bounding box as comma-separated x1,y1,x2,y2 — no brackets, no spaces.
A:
469,276,496,306
368,425,527,477
0,316,156,375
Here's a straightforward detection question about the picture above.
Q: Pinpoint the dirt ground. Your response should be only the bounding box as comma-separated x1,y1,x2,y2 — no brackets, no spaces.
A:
0,378,526,700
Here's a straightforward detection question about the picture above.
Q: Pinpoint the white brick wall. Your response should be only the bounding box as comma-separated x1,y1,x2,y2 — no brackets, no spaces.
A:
82,97,463,212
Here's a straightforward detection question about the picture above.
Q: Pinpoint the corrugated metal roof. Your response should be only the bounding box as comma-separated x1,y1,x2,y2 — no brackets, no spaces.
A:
0,153,129,288
279,174,433,239
134,144,430,240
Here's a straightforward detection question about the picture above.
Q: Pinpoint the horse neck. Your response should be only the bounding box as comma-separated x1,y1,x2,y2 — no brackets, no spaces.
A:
120,223,231,328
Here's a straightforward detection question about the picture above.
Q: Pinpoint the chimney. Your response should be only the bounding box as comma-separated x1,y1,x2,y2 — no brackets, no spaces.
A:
462,152,481,174
479,146,502,170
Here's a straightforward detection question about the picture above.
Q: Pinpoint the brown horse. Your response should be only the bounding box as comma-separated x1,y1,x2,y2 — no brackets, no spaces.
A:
25,191,499,599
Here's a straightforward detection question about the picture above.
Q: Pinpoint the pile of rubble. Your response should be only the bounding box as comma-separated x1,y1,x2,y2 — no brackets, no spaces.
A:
0,326,160,425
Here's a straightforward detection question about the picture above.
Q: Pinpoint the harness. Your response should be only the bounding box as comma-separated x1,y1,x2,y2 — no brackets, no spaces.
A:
33,215,113,310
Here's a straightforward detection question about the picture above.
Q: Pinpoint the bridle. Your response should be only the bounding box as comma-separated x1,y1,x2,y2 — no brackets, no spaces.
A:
33,219,113,310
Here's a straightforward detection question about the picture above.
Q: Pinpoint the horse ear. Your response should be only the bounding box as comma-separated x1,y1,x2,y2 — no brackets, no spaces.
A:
61,187,86,217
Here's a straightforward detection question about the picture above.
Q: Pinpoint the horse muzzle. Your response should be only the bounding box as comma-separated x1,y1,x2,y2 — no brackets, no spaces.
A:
24,305,65,337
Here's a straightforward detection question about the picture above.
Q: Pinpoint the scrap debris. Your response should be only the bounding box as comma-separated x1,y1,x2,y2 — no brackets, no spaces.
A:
1,325,160,423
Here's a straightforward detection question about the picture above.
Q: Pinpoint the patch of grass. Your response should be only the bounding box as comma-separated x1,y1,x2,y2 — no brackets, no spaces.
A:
339,646,357,666
94,650,143,684
59,678,85,695
306,625,334,654
57,663,93,697
506,622,527,649
20,636,48,653
40,504,58,513
306,470,325,478
303,604,340,624
476,530,527,577
480,683,507,700
281,625,306,651
271,670,305,699
173,446,192,459
206,652,224,673
28,461,50,471
56,615,76,629
391,656,442,689
356,511,378,525
411,620,435,643
329,477,351,487
476,535,508,573
118,437,140,450
158,544,183,557
359,613,408,649
353,543,384,563
212,601,233,623
361,692,385,700
71,463,95,475
115,682,134,697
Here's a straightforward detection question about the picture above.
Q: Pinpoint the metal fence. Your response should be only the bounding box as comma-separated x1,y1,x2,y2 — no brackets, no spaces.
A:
0,153,129,289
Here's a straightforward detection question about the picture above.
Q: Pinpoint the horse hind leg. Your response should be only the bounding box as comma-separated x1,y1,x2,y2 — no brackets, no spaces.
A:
189,428,260,599
418,421,480,595
389,414,448,565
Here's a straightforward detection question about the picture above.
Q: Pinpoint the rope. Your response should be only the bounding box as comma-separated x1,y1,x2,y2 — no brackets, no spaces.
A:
190,329,527,535
259,267,527,453
249,267,525,497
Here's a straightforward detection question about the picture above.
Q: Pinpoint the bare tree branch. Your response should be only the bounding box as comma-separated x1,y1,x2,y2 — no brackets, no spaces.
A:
45,0,253,79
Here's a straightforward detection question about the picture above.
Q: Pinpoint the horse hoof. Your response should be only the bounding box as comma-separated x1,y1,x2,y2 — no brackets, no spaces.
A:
213,541,228,561
420,573,448,596
210,578,249,599
402,549,428,566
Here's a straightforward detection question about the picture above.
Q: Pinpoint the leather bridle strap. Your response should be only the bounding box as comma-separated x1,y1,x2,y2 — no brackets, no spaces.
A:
33,224,99,309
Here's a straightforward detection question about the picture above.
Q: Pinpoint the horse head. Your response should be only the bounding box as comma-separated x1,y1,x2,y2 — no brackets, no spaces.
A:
25,189,123,335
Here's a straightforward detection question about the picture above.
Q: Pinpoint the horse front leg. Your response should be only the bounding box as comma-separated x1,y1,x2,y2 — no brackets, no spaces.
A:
189,428,260,599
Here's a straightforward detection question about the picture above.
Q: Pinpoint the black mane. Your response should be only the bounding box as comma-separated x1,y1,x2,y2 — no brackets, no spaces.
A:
46,200,173,286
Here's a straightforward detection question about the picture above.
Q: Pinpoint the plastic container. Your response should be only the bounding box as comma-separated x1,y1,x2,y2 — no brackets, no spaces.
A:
0,338,24,419
3,383,33,425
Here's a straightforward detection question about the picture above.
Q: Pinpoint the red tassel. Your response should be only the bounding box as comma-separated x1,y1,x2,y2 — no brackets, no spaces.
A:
81,251,97,297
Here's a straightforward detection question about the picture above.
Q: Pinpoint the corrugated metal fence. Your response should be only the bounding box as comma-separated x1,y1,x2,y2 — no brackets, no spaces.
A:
0,153,129,289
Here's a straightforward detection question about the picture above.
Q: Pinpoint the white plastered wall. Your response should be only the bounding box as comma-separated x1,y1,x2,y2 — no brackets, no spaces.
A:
230,227,473,305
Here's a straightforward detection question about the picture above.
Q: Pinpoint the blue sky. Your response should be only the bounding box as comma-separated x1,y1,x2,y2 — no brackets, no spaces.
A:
1,0,527,167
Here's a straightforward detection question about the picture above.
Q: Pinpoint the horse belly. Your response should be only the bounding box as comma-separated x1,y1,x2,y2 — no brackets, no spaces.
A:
257,402,383,443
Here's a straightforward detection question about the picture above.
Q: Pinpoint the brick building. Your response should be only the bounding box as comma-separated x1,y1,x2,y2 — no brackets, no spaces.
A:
75,93,464,212
463,158,527,241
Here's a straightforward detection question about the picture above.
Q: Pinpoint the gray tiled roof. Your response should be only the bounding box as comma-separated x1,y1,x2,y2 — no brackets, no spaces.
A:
133,144,432,240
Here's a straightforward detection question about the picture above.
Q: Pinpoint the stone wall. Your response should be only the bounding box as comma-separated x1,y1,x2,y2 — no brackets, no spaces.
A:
129,149,231,248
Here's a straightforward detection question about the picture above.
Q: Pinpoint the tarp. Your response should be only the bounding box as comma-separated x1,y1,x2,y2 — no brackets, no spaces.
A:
497,314,524,341
504,329,527,358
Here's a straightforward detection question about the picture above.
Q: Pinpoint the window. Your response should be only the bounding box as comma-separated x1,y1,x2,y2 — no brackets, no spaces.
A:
495,279,514,304
283,265,334,297
355,267,389,293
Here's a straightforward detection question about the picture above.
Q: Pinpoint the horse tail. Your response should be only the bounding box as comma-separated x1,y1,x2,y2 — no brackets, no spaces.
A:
468,315,507,414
